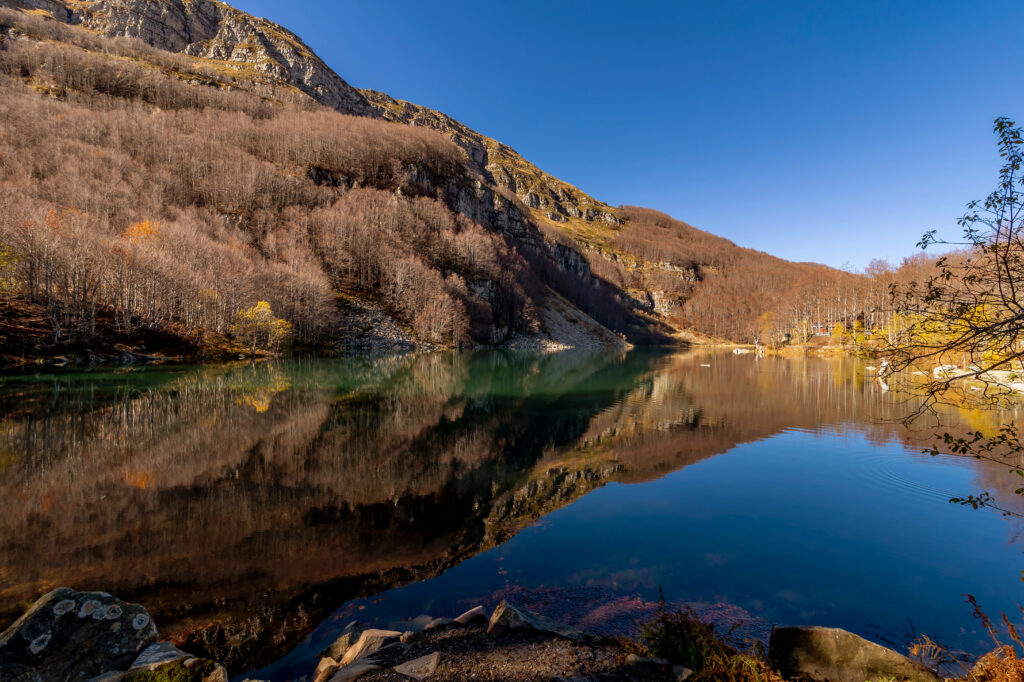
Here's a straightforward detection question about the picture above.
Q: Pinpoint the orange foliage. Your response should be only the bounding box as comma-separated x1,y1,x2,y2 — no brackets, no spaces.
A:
123,220,161,244
123,469,156,490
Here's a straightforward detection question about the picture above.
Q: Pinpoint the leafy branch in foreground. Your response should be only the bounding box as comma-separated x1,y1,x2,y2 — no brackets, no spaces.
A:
888,117,1024,416
885,117,1024,511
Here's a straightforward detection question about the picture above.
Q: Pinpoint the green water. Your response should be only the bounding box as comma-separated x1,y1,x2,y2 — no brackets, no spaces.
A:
1,349,1021,678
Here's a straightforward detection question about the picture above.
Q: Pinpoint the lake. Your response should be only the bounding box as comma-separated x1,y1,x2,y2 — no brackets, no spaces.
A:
1,349,1021,680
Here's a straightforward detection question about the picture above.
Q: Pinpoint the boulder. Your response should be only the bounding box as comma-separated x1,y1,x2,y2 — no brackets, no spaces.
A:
0,587,158,682
768,626,942,682
338,629,402,666
393,651,441,680
453,606,487,625
320,621,364,661
485,601,584,641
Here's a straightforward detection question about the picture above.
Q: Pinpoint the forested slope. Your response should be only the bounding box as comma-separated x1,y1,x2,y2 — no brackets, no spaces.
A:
0,6,669,358
0,0,879,355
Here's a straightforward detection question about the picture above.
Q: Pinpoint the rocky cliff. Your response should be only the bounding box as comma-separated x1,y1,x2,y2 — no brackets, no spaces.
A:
360,90,623,236
2,0,377,116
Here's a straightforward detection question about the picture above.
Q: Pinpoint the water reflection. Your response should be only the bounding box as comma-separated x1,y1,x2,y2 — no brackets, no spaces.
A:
0,351,1021,674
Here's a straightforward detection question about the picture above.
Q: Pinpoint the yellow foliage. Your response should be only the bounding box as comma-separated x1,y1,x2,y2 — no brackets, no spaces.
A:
230,367,291,413
0,243,18,300
229,300,292,353
123,220,161,244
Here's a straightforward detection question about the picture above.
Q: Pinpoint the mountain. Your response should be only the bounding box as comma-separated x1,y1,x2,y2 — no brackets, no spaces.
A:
0,0,867,356
5,0,377,116
360,90,623,234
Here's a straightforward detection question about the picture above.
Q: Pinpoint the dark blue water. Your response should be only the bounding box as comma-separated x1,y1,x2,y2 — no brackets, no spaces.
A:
1,350,1020,681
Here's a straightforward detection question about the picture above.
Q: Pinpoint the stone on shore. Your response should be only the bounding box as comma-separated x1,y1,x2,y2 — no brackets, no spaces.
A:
320,621,364,660
328,661,380,681
453,606,487,625
313,657,340,682
392,651,441,680
486,601,584,641
0,587,157,682
768,625,942,682
338,629,402,666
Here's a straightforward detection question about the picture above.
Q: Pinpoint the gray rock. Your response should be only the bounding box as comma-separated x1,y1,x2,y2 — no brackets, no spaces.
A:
320,621,364,661
0,587,157,682
453,605,487,625
485,601,584,641
338,629,402,666
327,661,380,682
768,626,942,682
393,651,441,680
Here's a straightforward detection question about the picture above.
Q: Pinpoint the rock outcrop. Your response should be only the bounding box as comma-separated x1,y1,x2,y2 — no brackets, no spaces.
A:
362,89,623,232
2,0,377,116
0,587,157,682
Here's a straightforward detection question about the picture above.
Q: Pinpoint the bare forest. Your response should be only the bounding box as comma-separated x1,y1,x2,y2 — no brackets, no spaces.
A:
0,8,932,354
0,10,549,351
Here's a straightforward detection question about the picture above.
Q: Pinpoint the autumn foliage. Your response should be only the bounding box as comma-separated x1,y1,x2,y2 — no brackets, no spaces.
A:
0,8,551,348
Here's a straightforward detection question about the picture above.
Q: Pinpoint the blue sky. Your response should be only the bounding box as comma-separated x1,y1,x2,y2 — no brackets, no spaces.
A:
231,0,1023,271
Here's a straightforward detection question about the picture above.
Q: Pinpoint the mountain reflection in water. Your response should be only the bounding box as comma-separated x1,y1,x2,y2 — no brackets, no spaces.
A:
1,350,1021,676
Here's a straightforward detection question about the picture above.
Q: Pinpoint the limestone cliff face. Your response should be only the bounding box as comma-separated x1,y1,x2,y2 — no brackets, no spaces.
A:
361,89,623,232
3,0,378,116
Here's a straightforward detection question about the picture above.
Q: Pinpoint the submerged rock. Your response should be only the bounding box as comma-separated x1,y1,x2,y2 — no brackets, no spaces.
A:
768,625,942,682
327,661,380,681
422,617,452,631
0,587,157,682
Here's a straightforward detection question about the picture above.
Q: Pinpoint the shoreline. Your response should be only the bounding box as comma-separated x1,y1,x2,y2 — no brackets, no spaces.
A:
2,587,998,682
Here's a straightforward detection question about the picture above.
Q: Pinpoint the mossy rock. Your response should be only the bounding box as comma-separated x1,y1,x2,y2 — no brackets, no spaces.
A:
125,658,226,682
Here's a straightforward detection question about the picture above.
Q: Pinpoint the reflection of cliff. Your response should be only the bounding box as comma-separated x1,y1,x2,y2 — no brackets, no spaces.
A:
0,351,645,670
1,351,1020,672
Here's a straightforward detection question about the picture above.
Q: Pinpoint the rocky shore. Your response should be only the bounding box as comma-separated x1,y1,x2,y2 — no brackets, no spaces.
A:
4,587,995,682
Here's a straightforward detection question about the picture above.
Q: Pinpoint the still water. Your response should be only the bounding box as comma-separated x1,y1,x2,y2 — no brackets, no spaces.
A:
1,350,1021,679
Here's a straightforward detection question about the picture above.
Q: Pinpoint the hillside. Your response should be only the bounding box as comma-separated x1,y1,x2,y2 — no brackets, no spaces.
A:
0,0,872,357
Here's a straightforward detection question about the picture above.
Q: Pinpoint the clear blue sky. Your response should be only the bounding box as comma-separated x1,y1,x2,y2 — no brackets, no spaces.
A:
232,0,1023,271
